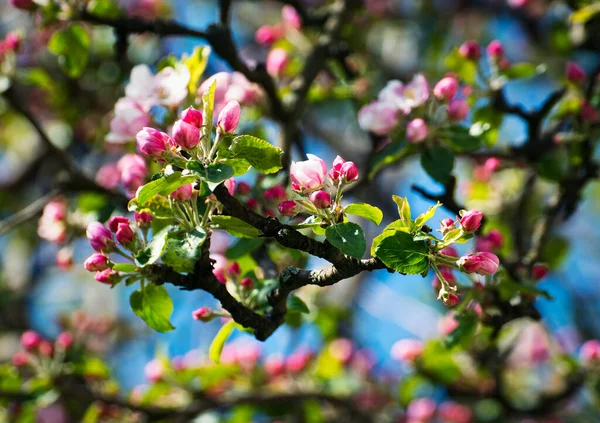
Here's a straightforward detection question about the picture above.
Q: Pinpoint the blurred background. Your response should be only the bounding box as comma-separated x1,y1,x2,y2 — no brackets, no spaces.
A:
0,0,599,406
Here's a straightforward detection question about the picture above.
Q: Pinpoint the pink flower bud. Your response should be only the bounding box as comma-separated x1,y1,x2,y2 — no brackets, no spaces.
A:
406,118,429,143
56,332,74,349
441,246,459,258
134,211,153,225
228,262,241,277
56,247,73,270
444,293,460,307
282,5,302,29
286,349,312,373
170,184,194,201
447,98,469,120
240,277,254,289
407,398,436,422
217,101,241,133
42,200,67,222
84,253,110,272
266,48,289,77
246,198,259,209
485,229,503,248
108,216,130,232
180,107,203,127
438,402,473,423
264,354,286,378
459,40,481,60
484,157,501,172
255,25,283,45
3,32,21,51
290,154,327,191
264,184,287,201
116,222,135,245
172,119,200,149
458,252,500,275
279,200,298,217
86,222,114,252
95,268,116,284
224,178,236,196
236,181,251,195
439,218,456,234
329,155,358,182
434,76,459,101
508,0,528,7
310,190,331,209
580,340,600,363
118,154,147,196
532,263,549,280
581,101,599,122
391,339,423,362
192,307,214,322
12,350,30,367
486,40,504,59
21,330,41,350
144,359,165,383
136,127,171,157
96,163,121,190
9,0,35,10
459,209,483,232
358,101,399,135
566,61,585,84
38,340,53,357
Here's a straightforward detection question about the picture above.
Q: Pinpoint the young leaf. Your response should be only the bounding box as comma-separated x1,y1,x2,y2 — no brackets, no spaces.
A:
415,202,442,228
184,46,210,93
135,226,173,266
375,231,430,274
370,220,410,256
187,161,235,188
392,196,411,226
48,25,90,78
129,284,175,333
210,216,260,238
421,146,454,184
325,222,366,259
137,172,196,206
209,321,236,363
229,135,283,174
503,63,544,80
287,294,310,314
439,125,482,152
202,80,216,137
112,263,137,272
161,228,207,273
344,203,384,225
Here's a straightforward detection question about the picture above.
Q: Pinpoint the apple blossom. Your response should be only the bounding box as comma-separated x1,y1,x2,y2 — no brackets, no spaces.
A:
286,349,313,373
487,40,504,59
95,268,117,284
580,340,600,363
228,262,241,277
433,76,459,101
459,209,483,232
310,190,331,209
108,216,130,233
357,101,399,135
266,48,289,77
240,277,254,289
96,163,121,190
144,359,165,383
135,211,153,225
278,200,298,216
86,222,114,252
106,99,150,143
264,185,286,201
329,155,359,183
12,350,29,367
447,98,469,120
282,5,301,29
217,101,241,133
116,222,135,245
180,106,203,127
458,252,500,275
152,64,190,107
379,74,429,114
56,332,74,349
459,40,481,60
224,178,236,196
84,253,110,272
21,330,41,350
439,218,456,234
264,354,286,377
136,127,172,157
172,119,200,149
438,402,473,423
236,181,251,195
407,398,436,421
290,154,327,191
406,118,429,143
255,25,283,45
532,263,549,280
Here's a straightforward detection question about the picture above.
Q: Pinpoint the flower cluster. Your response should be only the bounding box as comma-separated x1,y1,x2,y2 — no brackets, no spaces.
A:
107,64,191,143
96,153,149,198
358,73,469,140
197,71,263,116
277,154,358,221
12,329,74,370
83,213,153,284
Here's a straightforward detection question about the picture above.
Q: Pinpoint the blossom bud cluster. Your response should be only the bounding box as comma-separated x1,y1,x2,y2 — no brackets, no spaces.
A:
96,154,149,198
358,73,469,140
12,329,74,369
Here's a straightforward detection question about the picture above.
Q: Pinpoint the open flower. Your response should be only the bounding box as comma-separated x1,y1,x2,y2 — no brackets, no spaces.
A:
378,74,429,114
290,154,327,191
106,98,150,144
357,101,399,135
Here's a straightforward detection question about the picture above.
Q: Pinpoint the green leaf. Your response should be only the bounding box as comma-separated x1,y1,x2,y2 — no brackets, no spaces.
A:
128,195,172,219
161,228,207,273
112,263,137,272
368,140,413,179
392,195,411,226
444,48,477,84
418,341,461,384
370,220,410,256
536,150,568,181
136,172,196,206
225,238,264,259
210,215,260,238
135,226,173,266
398,375,431,407
87,0,122,18
287,294,310,314
129,284,175,333
421,146,454,184
229,135,283,174
209,321,236,363
571,3,600,24
415,202,442,228
375,231,430,274
471,107,504,147
219,158,252,176
439,125,482,152
344,203,383,225
187,161,234,188
325,222,366,259
202,80,216,137
184,46,210,93
443,314,478,348
48,25,90,78
503,63,544,80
